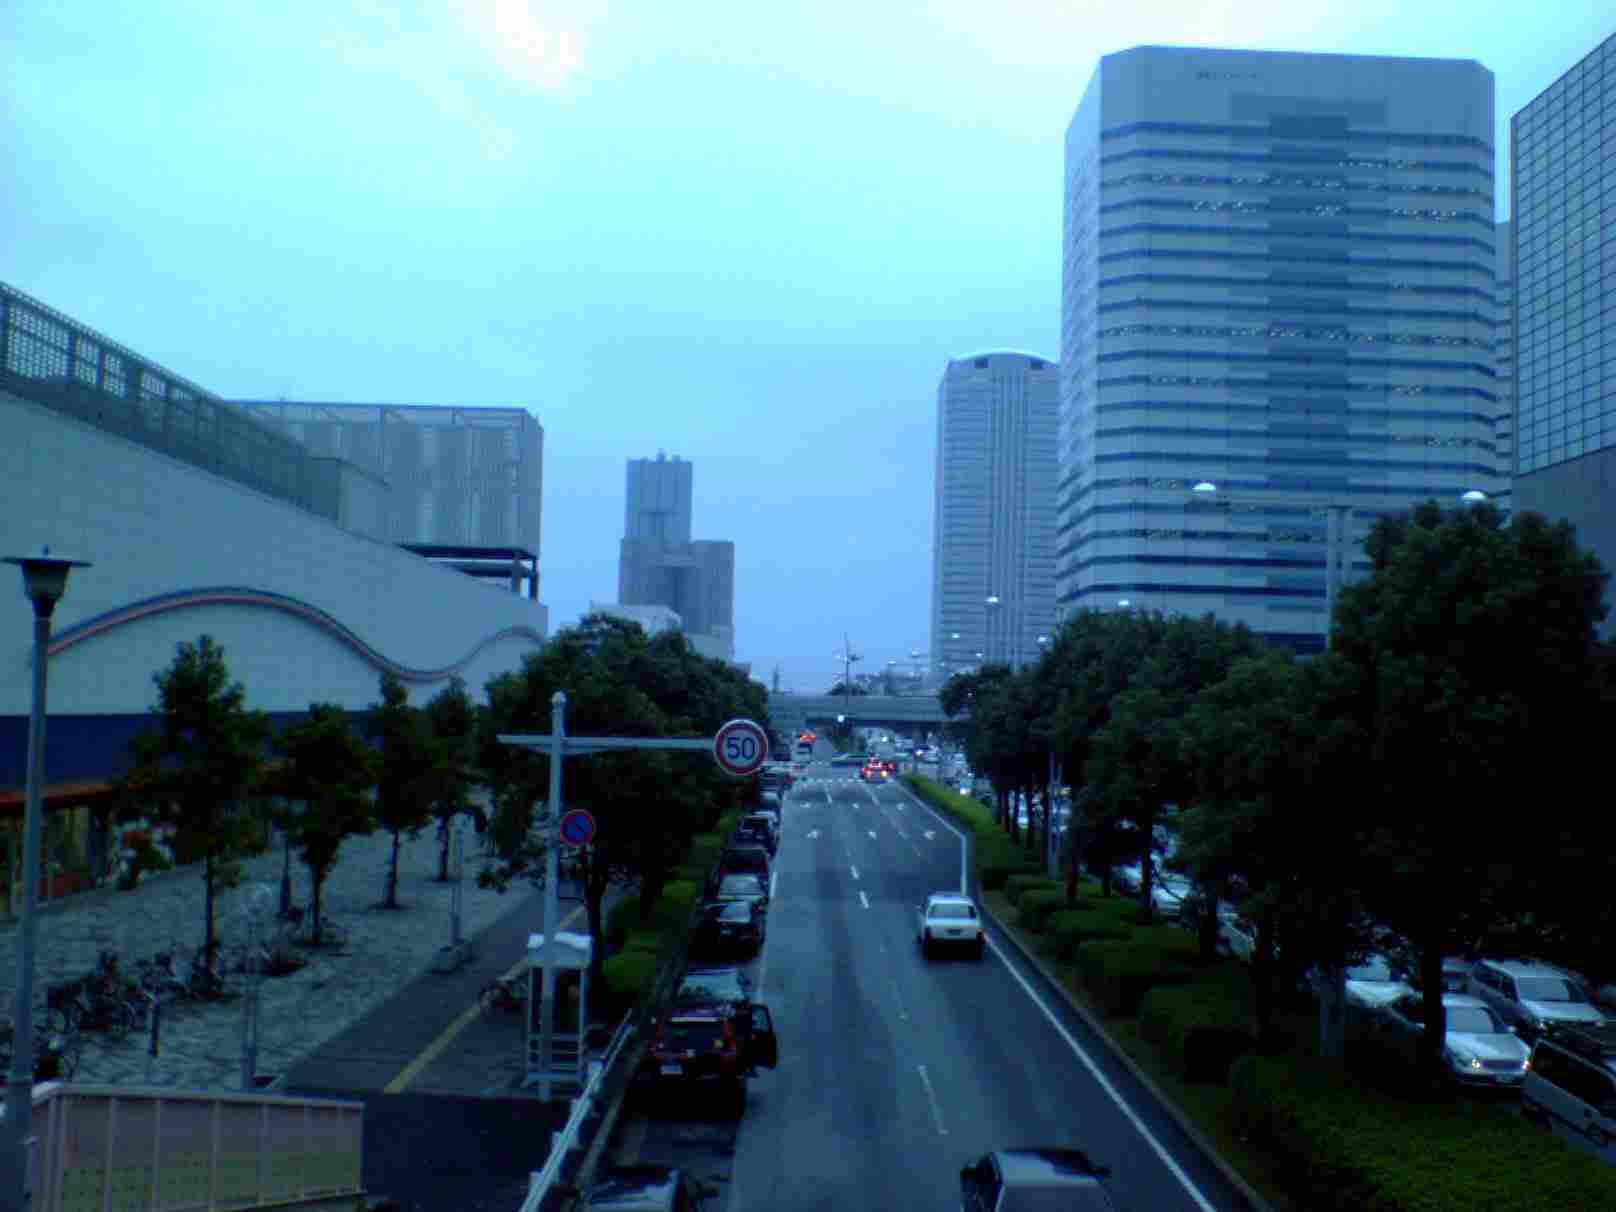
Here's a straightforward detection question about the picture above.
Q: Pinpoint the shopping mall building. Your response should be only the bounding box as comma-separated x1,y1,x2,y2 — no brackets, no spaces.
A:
0,283,550,905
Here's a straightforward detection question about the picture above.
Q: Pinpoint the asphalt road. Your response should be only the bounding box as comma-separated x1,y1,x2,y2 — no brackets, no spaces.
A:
709,757,1258,1212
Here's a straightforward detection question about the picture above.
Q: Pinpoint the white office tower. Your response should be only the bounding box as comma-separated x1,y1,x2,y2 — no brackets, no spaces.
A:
1058,47,1497,652
930,352,1059,675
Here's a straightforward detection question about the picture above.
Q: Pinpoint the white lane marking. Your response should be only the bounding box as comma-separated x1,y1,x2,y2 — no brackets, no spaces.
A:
923,830,936,841
770,870,777,900
985,931,1218,1211
850,865,860,881
807,829,820,839
859,890,870,910
894,781,968,895
892,977,909,1021
917,1064,948,1136
868,830,877,840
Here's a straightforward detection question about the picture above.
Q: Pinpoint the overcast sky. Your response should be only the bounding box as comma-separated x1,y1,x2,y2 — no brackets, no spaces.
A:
6,3,1609,691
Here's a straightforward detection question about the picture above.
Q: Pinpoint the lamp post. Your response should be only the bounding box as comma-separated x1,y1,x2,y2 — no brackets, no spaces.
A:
833,636,861,719
3,547,90,1210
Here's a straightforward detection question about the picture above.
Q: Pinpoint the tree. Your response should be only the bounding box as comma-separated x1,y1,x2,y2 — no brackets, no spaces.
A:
423,676,480,882
1333,501,1610,1073
119,636,269,966
274,703,377,946
366,673,437,909
827,681,869,698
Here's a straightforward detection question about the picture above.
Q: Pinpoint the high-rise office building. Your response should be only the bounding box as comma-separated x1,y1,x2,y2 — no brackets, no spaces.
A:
1493,220,1515,511
1511,32,1616,621
930,352,1059,674
617,454,736,660
1059,47,1498,652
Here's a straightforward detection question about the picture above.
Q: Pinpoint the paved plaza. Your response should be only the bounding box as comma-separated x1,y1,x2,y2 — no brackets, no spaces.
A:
1,823,545,1091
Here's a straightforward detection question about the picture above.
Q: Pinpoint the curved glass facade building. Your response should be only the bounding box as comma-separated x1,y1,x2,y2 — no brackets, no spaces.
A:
1059,46,1498,651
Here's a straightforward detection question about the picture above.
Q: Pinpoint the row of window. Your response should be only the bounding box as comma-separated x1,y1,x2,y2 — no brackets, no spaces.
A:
1056,476,1466,511
1098,272,1495,302
1100,146,1491,177
1090,450,1494,475
1094,371,1498,401
1105,171,1487,199
1096,323,1489,349
1095,348,1494,376
1098,121,1492,154
1094,294,1497,328
1094,221,1496,253
1095,425,1489,449
1091,400,1498,426
1097,246,1489,278
1099,196,1488,224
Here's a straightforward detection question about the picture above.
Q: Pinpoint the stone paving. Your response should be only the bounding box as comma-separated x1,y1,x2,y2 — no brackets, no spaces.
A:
0,825,543,1091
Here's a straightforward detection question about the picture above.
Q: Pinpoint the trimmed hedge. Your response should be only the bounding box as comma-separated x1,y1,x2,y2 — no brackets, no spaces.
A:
1046,909,1132,962
1138,979,1254,1084
1005,874,1061,905
606,895,644,949
1128,925,1204,963
686,832,725,871
624,930,665,955
1077,939,1197,1016
672,864,709,886
902,775,1030,875
602,948,660,1012
1229,1053,1616,1211
981,861,1044,891
1018,888,1072,933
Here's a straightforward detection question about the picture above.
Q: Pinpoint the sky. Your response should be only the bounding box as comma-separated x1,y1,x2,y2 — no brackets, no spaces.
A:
5,2,1610,692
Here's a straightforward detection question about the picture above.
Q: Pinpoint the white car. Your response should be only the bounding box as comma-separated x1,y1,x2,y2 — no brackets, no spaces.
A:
1375,992,1531,1087
916,893,986,960
1342,955,1416,1012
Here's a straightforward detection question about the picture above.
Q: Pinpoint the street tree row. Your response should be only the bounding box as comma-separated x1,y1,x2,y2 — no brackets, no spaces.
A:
943,501,1616,1072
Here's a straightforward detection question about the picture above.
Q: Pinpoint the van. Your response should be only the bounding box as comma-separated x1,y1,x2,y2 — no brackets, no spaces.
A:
1522,1022,1616,1163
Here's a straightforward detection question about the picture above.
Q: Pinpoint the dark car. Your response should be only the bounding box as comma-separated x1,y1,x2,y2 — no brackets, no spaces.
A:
647,1001,778,1092
567,1164,716,1212
709,874,769,919
732,821,776,856
694,899,766,958
740,813,780,851
714,845,771,888
674,965,754,1008
961,1149,1118,1211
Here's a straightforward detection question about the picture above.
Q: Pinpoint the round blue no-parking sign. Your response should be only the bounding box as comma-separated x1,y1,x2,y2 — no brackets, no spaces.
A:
559,808,596,847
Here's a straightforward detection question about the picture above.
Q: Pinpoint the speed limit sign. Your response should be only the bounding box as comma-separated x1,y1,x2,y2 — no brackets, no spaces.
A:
713,718,768,777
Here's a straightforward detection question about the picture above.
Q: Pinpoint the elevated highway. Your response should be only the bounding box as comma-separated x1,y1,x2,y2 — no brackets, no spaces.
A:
768,692,955,734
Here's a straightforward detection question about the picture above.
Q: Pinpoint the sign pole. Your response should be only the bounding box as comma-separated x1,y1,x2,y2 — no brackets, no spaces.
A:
540,690,566,1102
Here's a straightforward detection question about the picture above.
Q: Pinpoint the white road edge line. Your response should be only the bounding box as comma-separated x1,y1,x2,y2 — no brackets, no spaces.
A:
916,1064,948,1136
850,865,860,881
859,890,870,910
895,780,1218,1212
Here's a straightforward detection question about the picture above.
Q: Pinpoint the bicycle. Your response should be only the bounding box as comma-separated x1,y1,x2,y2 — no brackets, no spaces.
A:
0,1019,80,1082
480,974,527,1016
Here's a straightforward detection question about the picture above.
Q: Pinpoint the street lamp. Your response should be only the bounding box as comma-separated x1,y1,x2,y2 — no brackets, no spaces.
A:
3,547,90,1206
833,636,862,718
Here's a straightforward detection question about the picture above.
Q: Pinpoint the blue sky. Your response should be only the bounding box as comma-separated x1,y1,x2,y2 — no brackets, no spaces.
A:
6,2,1610,691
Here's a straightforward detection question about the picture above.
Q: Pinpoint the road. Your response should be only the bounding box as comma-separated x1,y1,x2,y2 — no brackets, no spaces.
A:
616,751,1260,1212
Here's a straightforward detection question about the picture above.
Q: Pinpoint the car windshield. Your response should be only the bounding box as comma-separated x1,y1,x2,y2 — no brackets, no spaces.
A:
718,902,752,923
1517,977,1587,1003
1347,959,1398,982
929,903,977,920
719,876,763,895
676,971,747,1001
1447,1007,1503,1034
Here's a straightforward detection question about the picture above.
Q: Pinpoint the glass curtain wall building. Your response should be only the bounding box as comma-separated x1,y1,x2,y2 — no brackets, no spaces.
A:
1511,32,1616,623
930,352,1059,675
1058,47,1498,651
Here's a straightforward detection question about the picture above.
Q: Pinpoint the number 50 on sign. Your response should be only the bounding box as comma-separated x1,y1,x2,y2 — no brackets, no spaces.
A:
713,718,768,777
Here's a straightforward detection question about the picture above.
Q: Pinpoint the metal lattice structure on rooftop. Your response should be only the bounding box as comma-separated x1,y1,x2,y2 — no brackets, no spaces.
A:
1,281,317,514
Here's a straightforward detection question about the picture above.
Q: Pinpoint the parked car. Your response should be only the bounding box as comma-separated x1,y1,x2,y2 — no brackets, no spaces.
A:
732,821,775,856
960,1148,1118,1211
749,808,781,840
1521,1021,1616,1165
567,1165,717,1212
739,812,779,850
1467,959,1606,1040
916,893,986,960
1341,955,1416,1013
646,1001,777,1093
1217,909,1257,963
693,899,766,959
674,965,753,1009
1373,992,1530,1088
714,845,771,889
710,873,769,916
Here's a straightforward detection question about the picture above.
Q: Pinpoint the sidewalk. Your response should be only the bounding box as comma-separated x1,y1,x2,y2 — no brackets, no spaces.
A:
1,825,551,1090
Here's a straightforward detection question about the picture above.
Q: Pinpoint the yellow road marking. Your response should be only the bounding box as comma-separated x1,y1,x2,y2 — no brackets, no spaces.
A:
382,902,586,1094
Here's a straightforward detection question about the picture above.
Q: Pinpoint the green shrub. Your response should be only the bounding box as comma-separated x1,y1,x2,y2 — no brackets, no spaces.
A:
1018,888,1071,933
606,896,643,949
1077,939,1197,1016
981,861,1043,891
624,930,664,956
1128,925,1204,962
672,864,708,886
1138,980,1253,1084
685,833,724,872
601,949,660,1013
650,880,702,931
1047,910,1132,962
1229,1053,1616,1210
1005,874,1060,905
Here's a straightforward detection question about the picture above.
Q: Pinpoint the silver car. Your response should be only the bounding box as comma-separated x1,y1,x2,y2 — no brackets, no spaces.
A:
916,893,985,960
1375,992,1530,1087
1467,959,1606,1040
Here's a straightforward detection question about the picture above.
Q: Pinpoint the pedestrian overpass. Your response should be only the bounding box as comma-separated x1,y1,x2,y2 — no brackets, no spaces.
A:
768,693,955,736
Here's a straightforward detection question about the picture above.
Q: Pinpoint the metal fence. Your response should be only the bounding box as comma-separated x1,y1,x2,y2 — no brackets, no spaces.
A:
26,1081,364,1211
0,282,321,517
520,1011,636,1212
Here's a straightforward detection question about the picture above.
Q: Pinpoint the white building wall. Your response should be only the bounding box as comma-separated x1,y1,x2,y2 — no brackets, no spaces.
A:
0,393,548,719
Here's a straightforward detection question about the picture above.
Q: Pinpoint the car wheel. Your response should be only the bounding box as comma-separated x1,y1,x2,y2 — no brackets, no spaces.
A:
973,942,986,962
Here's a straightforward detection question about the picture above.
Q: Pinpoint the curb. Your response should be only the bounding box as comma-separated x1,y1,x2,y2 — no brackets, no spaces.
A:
897,778,1275,1212
561,1038,650,1210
